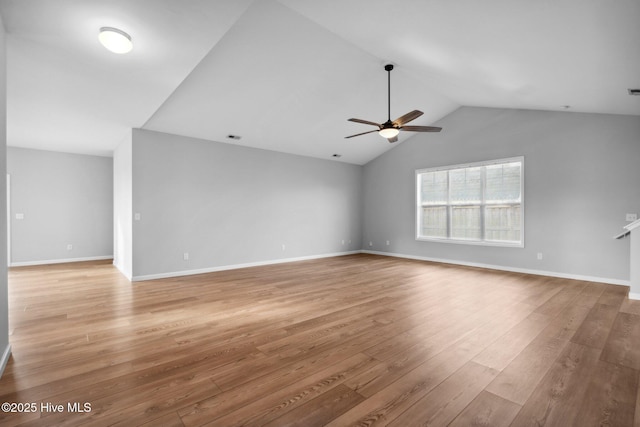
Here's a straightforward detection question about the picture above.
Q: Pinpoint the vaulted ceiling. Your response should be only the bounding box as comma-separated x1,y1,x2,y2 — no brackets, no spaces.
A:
1,0,639,165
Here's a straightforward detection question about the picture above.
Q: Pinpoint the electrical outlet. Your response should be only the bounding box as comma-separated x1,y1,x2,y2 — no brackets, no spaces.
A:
341,240,345,245
282,244,286,251
626,213,638,222
537,252,543,260
369,241,373,247
183,252,189,261
134,213,141,221
67,244,73,251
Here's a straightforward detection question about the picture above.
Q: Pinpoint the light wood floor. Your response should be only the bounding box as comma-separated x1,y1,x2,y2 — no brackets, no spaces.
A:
0,254,639,426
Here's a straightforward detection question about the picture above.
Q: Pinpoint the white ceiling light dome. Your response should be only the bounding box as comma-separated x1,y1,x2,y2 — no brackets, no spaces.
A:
98,27,133,54
378,127,399,139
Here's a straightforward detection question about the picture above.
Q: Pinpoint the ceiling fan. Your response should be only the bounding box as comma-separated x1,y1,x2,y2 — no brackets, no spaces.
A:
345,64,442,143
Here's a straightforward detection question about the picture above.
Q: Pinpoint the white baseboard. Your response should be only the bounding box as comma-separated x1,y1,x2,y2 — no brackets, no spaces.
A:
629,292,640,301
132,251,362,282
362,250,631,287
133,249,631,287
10,255,113,267
0,344,11,378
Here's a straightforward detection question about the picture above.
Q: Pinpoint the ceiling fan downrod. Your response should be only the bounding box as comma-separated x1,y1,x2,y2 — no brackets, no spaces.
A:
385,64,393,123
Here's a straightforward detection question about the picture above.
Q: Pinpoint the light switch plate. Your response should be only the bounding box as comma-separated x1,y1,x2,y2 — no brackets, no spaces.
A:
626,213,638,221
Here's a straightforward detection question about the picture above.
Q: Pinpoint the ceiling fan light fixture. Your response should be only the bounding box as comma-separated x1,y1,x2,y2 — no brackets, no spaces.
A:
345,63,442,141
379,127,399,139
99,27,133,54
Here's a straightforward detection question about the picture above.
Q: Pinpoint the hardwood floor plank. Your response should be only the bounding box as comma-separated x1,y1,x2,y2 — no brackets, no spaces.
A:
571,303,620,349
472,312,550,371
363,291,527,365
345,301,537,400
444,301,538,355
386,361,499,427
255,305,395,356
342,332,467,401
509,342,602,426
95,381,218,427
1,332,258,403
362,307,475,362
34,377,218,427
598,285,629,308
601,312,640,370
485,336,569,406
139,411,185,427
281,297,396,336
178,352,380,426
484,298,593,406
533,281,584,317
448,390,521,427
261,384,364,427
536,303,591,342
0,255,636,427
324,341,483,427
208,328,385,393
197,353,377,427
572,360,638,427
0,409,41,426
518,278,563,307
572,282,606,308
621,298,640,316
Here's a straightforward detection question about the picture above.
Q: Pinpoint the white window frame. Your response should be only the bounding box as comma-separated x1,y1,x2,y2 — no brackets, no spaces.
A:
415,156,524,247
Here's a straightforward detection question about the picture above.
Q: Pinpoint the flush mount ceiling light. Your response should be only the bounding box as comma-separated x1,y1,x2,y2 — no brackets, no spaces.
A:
98,27,133,54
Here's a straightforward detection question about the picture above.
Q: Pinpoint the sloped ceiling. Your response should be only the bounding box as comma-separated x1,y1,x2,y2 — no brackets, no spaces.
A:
1,0,639,164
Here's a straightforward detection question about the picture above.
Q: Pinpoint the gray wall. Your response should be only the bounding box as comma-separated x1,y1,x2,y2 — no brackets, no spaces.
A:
113,136,133,279
131,129,363,279
7,147,113,264
0,15,9,374
363,107,640,283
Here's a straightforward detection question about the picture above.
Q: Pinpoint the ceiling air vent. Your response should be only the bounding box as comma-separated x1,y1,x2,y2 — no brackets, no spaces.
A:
628,89,640,96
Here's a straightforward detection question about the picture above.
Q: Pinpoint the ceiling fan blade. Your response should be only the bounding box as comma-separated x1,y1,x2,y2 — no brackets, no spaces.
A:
345,129,379,139
387,136,398,143
348,118,381,127
392,110,423,126
401,125,442,132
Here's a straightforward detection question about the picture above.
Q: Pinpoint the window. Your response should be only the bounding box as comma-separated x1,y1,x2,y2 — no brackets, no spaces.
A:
416,157,523,246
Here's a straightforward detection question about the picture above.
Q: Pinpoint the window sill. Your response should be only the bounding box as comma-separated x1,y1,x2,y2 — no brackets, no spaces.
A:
416,236,524,248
